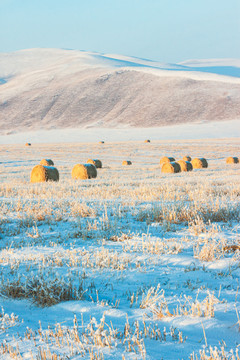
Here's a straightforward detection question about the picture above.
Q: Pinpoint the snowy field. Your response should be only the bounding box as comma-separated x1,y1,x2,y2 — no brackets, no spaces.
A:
0,138,240,359
0,119,240,144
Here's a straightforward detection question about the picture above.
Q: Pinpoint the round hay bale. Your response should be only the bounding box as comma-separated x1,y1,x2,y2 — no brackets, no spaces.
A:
161,161,181,173
30,165,59,183
25,143,31,146
160,156,175,165
40,159,54,166
99,141,105,144
183,156,191,161
177,160,193,172
72,164,97,180
122,160,132,166
226,156,239,164
191,158,208,169
87,159,102,168
144,139,150,143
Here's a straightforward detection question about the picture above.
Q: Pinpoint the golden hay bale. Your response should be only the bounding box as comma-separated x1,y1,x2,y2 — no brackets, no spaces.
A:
30,165,59,183
99,141,105,144
161,161,181,173
72,164,97,180
160,156,175,165
177,160,193,172
87,159,102,168
144,139,151,143
40,159,54,166
191,158,208,169
226,156,239,164
122,160,132,166
183,156,192,161
25,143,31,146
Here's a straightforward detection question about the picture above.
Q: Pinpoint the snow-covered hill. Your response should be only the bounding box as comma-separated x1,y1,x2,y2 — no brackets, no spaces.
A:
0,48,240,134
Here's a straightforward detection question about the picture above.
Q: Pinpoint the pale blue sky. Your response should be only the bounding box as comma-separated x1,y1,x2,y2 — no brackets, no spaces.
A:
0,0,239,62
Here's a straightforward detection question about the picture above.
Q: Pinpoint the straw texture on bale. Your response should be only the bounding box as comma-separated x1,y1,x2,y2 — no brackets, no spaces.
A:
226,157,239,164
122,160,132,166
87,159,102,168
161,161,181,173
144,139,151,143
40,159,54,166
160,156,175,165
177,160,193,172
30,165,59,183
183,156,191,162
191,158,208,169
25,143,31,146
72,164,97,180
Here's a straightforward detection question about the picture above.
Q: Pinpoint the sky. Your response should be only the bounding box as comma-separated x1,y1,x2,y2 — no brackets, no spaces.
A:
0,0,239,63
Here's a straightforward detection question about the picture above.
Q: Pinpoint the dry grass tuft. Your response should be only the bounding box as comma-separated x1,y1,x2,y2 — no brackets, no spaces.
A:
194,238,226,262
140,285,219,320
223,244,240,253
190,345,240,360
136,200,240,225
1,275,84,306
122,235,182,255
0,314,185,359
0,309,20,333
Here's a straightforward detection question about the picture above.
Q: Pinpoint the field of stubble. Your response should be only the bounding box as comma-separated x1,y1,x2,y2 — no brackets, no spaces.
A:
0,139,240,360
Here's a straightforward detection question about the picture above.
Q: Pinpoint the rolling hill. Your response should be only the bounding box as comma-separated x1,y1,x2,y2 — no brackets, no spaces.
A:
0,48,240,134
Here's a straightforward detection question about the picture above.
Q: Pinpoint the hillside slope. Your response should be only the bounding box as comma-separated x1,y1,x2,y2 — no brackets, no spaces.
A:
0,49,240,133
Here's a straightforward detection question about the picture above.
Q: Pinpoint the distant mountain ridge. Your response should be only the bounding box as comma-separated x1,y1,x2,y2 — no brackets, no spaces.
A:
0,48,240,133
